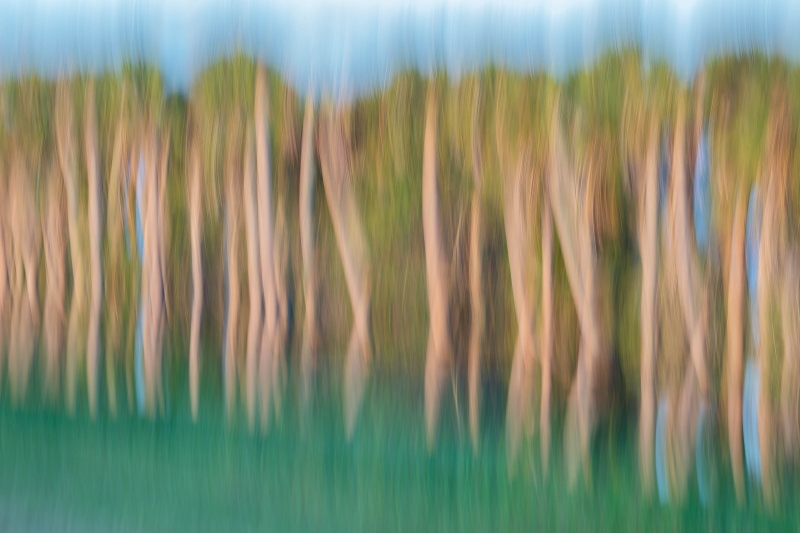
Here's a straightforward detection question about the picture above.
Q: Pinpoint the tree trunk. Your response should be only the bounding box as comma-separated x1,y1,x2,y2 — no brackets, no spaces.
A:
255,66,279,431
43,164,67,403
638,121,660,496
243,127,263,431
726,186,747,504
540,196,553,475
468,88,484,455
104,109,127,417
84,83,103,419
547,106,599,487
223,119,242,421
188,132,204,422
299,93,318,417
56,80,86,415
8,154,39,404
318,106,371,441
421,87,451,450
503,153,538,475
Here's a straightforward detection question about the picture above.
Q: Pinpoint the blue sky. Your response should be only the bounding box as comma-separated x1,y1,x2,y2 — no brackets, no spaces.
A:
1,0,798,98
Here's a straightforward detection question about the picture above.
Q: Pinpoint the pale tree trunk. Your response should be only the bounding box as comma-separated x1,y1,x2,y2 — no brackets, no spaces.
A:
8,154,39,404
667,98,708,503
318,105,371,441
781,252,800,463
726,186,747,504
504,153,538,475
547,106,600,487
299,93,318,417
243,127,263,431
467,88,484,455
104,111,127,417
421,87,452,450
756,178,778,507
223,120,242,421
0,170,10,390
143,126,168,417
141,130,155,416
271,197,290,424
156,131,170,415
540,196,553,475
255,66,279,431
43,164,67,403
84,83,104,419
56,81,87,415
638,120,660,496
188,132,203,422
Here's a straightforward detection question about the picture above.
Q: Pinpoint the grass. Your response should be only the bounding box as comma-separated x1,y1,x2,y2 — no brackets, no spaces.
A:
0,351,796,532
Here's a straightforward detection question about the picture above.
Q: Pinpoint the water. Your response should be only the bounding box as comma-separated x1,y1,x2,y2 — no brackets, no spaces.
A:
0,356,793,531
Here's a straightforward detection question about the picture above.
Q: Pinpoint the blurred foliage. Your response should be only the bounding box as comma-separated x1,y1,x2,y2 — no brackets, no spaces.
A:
0,50,798,410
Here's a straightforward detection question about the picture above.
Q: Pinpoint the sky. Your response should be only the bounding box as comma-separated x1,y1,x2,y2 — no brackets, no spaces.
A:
1,0,799,98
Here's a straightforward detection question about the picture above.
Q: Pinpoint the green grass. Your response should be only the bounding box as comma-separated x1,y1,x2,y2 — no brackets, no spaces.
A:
0,353,795,532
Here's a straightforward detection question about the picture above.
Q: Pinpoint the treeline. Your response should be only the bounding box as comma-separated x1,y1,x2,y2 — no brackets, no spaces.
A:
1,51,800,506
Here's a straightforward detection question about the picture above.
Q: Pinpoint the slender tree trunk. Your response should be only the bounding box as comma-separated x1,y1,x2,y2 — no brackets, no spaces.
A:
56,81,87,415
223,120,242,421
188,134,204,422
243,127,263,431
547,106,600,487
670,99,708,397
299,93,318,417
504,154,538,475
84,83,103,419
104,111,127,418
318,106,371,440
781,252,800,463
9,154,39,403
540,196,553,475
255,66,279,431
421,87,451,450
725,186,748,504
156,132,170,415
0,174,9,389
271,198,290,424
43,165,67,403
756,180,777,507
468,89,484,455
638,121,660,496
